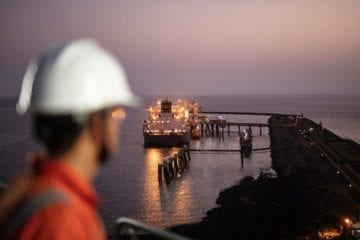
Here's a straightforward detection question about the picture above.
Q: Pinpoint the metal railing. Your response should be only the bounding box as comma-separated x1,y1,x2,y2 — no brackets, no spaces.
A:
112,217,191,240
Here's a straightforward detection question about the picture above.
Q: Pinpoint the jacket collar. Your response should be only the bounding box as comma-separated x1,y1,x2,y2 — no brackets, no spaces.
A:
39,160,99,208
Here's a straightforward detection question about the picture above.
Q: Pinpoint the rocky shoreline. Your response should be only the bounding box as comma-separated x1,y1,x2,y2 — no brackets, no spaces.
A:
169,116,359,240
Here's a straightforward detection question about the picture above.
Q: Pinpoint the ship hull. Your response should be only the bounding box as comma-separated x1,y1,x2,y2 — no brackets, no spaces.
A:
143,133,190,147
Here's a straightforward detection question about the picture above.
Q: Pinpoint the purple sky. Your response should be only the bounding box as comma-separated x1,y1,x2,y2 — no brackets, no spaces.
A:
1,0,360,96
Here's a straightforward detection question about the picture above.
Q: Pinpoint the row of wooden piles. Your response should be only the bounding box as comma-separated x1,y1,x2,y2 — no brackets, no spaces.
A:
158,148,191,185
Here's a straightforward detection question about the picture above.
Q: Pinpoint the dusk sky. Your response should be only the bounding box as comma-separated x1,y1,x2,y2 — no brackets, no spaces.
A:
1,0,359,96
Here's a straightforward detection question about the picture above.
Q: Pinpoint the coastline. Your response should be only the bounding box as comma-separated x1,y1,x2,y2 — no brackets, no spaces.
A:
169,116,359,239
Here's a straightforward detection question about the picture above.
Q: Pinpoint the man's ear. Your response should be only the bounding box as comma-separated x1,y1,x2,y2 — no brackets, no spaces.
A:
89,114,104,147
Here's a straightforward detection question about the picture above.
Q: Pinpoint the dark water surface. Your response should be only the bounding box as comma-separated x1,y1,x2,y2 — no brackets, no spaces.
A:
0,95,359,230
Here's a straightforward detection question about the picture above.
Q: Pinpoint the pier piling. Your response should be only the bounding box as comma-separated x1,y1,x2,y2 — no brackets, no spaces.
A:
158,164,163,184
158,147,191,185
200,121,268,138
240,150,244,167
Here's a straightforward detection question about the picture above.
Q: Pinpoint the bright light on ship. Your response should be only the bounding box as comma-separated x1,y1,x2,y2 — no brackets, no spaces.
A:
185,110,189,118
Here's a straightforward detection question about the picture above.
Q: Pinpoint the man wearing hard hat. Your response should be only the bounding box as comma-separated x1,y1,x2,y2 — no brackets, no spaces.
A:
0,39,140,239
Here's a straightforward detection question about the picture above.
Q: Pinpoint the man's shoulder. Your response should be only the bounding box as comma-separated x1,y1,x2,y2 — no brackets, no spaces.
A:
24,187,83,223
20,196,105,240
6,188,86,239
18,201,88,239
28,198,81,225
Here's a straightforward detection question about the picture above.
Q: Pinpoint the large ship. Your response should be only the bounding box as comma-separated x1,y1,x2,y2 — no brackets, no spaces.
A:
143,99,200,147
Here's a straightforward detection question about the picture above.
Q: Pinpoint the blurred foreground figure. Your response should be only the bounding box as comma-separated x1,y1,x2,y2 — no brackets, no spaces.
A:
0,39,140,239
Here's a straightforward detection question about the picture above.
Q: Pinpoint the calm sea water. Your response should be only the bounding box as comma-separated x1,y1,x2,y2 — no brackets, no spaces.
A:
0,95,359,231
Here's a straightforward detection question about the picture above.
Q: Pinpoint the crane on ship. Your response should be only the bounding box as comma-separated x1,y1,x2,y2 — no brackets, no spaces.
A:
184,95,204,114
183,96,205,139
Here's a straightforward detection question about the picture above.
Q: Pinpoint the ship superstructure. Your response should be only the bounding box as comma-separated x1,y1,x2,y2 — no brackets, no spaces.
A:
143,99,192,147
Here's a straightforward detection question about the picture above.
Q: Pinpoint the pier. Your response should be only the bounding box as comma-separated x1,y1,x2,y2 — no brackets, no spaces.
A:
197,110,290,139
158,111,360,193
196,111,272,168
157,146,272,186
157,111,285,184
158,148,191,185
172,114,360,240
156,112,305,186
200,111,297,117
200,121,269,138
189,147,270,153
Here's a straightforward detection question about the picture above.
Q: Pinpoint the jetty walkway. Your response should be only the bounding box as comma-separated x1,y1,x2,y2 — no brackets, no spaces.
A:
157,111,299,185
159,111,360,199
200,111,297,117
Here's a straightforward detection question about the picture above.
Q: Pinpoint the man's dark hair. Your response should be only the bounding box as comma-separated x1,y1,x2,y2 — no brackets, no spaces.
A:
33,114,85,157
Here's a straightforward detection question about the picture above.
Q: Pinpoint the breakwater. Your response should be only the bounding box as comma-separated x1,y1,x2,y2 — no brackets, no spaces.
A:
170,115,359,240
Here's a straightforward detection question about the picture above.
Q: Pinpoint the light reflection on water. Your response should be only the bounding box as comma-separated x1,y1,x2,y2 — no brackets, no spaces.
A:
4,95,357,231
0,99,274,231
115,131,272,229
93,107,273,230
98,95,360,229
141,147,196,226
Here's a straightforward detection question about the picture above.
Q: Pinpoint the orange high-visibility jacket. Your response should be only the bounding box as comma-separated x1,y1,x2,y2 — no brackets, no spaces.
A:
11,160,107,240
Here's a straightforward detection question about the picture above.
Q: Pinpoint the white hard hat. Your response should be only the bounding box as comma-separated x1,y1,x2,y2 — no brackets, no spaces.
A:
16,39,141,115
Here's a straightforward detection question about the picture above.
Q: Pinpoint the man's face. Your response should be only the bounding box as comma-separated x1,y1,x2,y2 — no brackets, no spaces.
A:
104,107,126,155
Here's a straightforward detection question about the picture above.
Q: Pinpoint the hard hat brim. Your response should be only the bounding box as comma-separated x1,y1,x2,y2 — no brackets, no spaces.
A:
120,94,143,108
